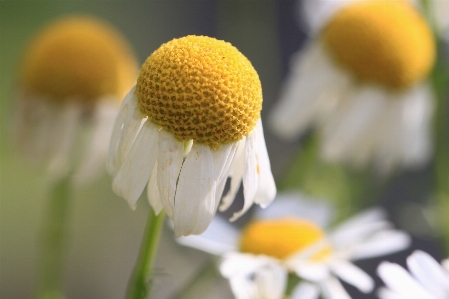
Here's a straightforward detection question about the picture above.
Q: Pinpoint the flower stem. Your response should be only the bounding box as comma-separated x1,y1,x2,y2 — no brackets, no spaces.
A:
37,175,71,299
126,209,165,299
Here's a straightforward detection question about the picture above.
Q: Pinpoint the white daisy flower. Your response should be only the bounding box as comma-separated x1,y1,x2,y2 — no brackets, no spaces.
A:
14,16,138,184
108,35,276,237
177,193,411,299
270,0,436,172
377,250,449,299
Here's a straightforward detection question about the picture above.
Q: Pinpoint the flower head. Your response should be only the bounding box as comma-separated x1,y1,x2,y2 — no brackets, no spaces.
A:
270,0,436,172
177,193,410,299
377,250,449,299
14,16,138,183
322,1,434,89
109,35,276,237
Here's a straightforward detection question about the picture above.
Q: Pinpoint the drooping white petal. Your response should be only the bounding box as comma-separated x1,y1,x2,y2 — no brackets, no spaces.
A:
253,120,276,208
377,262,434,299
47,100,83,178
350,230,411,260
177,216,239,255
214,143,239,212
407,250,449,298
329,259,374,293
147,162,163,215
108,86,138,174
320,85,388,166
73,99,118,185
219,138,246,212
230,128,258,221
291,282,320,299
320,276,352,299
157,129,184,220
290,261,330,282
112,121,159,209
397,84,434,168
269,41,351,140
174,143,234,237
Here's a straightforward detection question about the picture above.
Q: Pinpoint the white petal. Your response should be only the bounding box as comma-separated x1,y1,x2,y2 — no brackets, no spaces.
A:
350,230,411,260
147,162,163,215
157,129,184,220
220,253,270,278
255,262,288,299
320,86,387,166
112,121,159,209
443,259,449,274
287,256,330,282
73,99,118,185
407,250,449,297
230,128,258,221
329,259,374,293
228,276,257,299
253,192,333,228
214,143,239,210
377,262,434,299
108,87,138,175
291,282,320,299
253,120,276,208
377,287,403,299
331,208,390,249
219,138,246,212
174,143,234,237
47,100,83,178
320,276,351,299
269,41,350,140
177,216,239,255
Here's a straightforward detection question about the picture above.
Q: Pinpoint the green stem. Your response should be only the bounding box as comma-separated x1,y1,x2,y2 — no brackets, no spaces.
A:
432,40,449,253
37,176,71,299
126,209,165,299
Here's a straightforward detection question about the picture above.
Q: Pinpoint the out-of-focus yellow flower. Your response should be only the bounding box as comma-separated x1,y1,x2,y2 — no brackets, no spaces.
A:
177,193,411,299
108,35,276,237
14,16,138,183
270,0,436,172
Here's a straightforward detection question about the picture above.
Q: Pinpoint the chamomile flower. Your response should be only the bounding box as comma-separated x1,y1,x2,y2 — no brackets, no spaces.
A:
108,35,276,237
14,16,138,183
270,0,436,172
177,193,410,299
377,250,449,299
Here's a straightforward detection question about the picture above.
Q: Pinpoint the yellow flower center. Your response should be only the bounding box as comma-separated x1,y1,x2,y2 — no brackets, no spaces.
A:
323,1,435,89
239,218,332,261
21,16,138,104
135,35,262,149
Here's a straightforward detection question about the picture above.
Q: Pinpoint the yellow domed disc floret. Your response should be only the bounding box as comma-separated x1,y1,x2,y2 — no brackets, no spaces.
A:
323,1,435,89
239,218,332,261
136,35,262,149
21,16,138,104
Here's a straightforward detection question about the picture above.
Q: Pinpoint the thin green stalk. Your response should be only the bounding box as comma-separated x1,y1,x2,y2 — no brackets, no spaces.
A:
37,175,71,299
126,209,165,299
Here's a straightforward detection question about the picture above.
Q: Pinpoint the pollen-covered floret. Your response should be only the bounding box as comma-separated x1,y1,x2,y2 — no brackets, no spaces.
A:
239,218,331,260
136,35,262,149
323,1,435,89
20,16,137,103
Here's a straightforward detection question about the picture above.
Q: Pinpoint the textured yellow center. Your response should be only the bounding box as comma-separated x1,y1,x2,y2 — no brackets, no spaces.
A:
136,35,262,149
323,1,435,89
21,16,138,104
239,218,331,260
